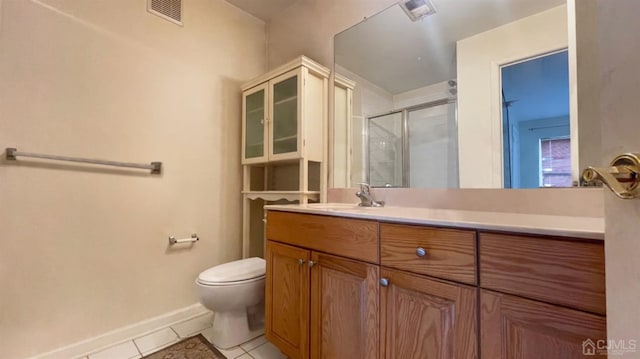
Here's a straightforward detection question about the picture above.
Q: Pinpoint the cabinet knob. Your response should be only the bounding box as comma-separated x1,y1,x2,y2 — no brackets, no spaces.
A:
308,260,316,268
416,247,427,257
298,258,306,266
260,119,264,125
380,278,389,287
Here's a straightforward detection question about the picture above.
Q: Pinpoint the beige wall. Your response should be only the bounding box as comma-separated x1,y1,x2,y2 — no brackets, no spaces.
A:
0,0,265,357
456,5,568,188
267,0,397,69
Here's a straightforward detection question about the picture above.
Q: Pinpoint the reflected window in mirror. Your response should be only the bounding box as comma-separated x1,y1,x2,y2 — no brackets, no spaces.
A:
540,137,572,187
501,50,570,189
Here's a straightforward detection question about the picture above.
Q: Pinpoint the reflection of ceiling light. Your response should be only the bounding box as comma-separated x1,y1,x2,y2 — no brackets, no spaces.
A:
399,0,437,22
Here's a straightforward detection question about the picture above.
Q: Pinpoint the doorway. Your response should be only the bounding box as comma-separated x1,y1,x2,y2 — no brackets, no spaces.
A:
501,50,571,188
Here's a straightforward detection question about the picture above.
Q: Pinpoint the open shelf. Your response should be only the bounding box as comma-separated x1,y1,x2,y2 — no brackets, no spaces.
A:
245,161,320,192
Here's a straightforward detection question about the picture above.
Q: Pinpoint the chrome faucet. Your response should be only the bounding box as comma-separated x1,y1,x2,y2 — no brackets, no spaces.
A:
356,183,385,207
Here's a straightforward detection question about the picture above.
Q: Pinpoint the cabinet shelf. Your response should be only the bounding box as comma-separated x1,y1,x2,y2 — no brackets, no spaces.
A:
273,135,297,143
274,95,297,106
247,107,264,115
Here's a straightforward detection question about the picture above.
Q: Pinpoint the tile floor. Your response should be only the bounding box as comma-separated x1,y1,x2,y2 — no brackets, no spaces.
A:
83,312,287,359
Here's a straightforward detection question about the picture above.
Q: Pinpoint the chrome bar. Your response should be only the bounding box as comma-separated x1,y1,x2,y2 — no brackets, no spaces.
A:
169,234,199,245
367,97,457,120
5,147,161,174
401,109,409,188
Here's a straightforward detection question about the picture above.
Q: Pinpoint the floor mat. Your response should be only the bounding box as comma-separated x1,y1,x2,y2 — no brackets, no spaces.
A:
141,334,225,359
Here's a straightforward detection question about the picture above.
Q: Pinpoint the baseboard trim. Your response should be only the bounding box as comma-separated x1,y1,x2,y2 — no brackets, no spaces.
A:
31,303,209,359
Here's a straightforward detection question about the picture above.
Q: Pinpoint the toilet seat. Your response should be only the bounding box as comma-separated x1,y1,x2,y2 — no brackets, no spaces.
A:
197,257,265,286
197,274,265,287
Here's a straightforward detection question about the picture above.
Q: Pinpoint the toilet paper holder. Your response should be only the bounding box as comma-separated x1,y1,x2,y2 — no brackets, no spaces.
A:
169,233,199,245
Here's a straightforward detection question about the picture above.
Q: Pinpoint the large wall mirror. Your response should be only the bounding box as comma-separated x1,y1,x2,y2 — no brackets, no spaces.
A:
332,0,600,189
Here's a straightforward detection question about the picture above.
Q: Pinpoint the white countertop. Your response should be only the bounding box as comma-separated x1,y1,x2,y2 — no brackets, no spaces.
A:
265,203,604,240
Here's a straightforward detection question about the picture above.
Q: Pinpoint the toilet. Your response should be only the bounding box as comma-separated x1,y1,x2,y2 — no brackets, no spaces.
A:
196,257,266,349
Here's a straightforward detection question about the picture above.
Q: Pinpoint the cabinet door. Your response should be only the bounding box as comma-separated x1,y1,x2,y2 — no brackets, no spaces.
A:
310,252,379,359
265,241,310,359
242,83,268,164
481,290,607,358
269,67,303,161
380,268,477,359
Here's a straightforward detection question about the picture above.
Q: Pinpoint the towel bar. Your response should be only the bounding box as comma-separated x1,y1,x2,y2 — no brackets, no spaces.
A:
5,147,162,174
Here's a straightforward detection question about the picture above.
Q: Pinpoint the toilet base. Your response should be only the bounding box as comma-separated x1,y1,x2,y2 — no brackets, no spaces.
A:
209,304,265,349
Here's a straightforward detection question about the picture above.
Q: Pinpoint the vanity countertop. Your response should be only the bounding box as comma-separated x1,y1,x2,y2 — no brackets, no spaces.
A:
264,203,604,240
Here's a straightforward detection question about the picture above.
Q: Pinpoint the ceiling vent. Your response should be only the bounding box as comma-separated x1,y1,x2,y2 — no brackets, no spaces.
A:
148,0,183,26
399,0,437,22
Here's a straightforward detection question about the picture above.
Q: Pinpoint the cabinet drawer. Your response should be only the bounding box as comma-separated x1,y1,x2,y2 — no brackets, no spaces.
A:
479,232,606,315
380,223,476,285
266,211,379,263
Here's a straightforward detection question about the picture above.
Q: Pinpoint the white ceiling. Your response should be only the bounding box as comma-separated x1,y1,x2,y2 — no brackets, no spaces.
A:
335,0,566,94
225,0,300,21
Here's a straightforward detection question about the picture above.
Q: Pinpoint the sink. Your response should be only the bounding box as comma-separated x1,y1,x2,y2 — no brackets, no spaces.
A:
307,203,359,209
306,203,378,210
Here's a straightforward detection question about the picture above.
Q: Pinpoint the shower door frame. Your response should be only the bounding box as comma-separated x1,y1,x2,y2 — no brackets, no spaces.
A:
365,97,458,188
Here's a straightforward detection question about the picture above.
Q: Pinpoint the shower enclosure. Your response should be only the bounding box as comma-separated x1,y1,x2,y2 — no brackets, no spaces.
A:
366,99,459,188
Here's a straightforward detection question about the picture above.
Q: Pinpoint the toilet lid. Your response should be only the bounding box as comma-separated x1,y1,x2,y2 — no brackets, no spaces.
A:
197,257,265,285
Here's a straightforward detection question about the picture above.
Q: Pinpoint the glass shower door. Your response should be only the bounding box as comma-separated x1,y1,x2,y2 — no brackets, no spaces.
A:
407,101,459,188
367,112,403,187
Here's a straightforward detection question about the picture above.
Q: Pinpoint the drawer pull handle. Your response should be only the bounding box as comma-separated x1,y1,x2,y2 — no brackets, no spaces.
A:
380,278,389,287
298,258,306,265
308,260,316,268
416,247,427,257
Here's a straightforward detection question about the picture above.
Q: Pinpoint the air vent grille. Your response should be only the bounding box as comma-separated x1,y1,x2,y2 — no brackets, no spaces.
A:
148,0,183,26
399,0,436,22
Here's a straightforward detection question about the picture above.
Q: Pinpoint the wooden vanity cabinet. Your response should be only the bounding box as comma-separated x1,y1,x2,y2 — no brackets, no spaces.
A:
479,232,607,358
265,211,606,359
265,241,379,359
310,251,379,359
266,211,478,359
265,212,380,359
265,241,310,359
379,223,478,358
380,268,477,359
481,290,607,358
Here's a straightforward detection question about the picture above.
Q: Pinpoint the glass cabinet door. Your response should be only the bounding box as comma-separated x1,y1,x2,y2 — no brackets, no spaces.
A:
243,84,267,163
270,70,300,158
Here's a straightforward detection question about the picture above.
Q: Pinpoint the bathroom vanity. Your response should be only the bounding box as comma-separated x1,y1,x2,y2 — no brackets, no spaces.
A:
263,205,606,359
